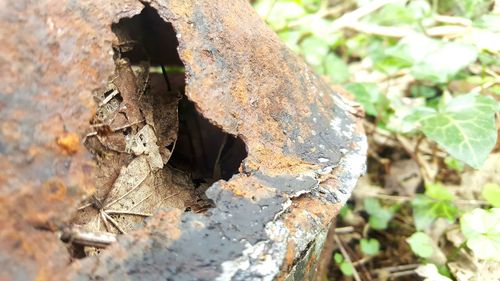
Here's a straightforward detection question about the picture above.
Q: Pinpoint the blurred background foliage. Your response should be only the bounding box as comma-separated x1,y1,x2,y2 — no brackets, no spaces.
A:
252,0,500,280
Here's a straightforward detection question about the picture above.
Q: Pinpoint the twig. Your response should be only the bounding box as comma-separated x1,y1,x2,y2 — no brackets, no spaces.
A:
390,269,418,278
352,256,373,266
374,263,419,274
77,202,93,211
434,14,471,26
105,210,152,217
334,234,362,281
375,193,487,206
61,227,117,248
287,3,353,28
346,22,410,38
396,134,433,182
83,119,146,142
99,89,120,106
330,0,398,31
102,211,126,234
100,211,112,232
335,226,355,234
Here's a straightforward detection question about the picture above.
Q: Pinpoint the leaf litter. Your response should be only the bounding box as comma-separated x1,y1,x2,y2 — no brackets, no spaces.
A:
69,54,204,256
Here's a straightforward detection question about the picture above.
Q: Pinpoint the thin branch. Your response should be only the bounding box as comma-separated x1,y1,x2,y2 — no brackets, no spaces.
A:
62,227,117,248
334,234,362,281
330,0,398,31
102,211,126,234
105,210,152,217
100,211,112,232
99,89,120,106
335,226,355,234
397,134,433,182
374,263,419,274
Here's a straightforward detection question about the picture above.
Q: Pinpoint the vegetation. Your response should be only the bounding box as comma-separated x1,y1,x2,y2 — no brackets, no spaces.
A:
253,0,500,279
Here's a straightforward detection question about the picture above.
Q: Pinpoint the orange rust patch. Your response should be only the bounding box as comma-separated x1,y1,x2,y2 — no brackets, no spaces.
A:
222,177,276,201
42,179,67,201
278,239,297,280
246,149,319,176
56,132,80,154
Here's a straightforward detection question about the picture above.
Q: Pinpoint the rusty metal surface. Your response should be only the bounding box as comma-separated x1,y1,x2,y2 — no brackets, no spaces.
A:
0,0,366,280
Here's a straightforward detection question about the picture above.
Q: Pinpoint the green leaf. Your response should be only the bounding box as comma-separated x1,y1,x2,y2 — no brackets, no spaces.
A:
444,157,465,172
278,30,303,53
368,2,420,26
380,34,477,83
334,252,344,264
412,190,458,231
339,262,354,276
416,93,499,169
416,264,453,281
324,53,349,83
460,208,500,261
411,85,438,99
426,183,455,201
407,232,434,258
339,205,350,219
364,198,395,230
360,238,380,256
482,183,500,208
411,41,477,83
345,83,389,118
300,36,330,66
474,14,500,32
263,1,306,30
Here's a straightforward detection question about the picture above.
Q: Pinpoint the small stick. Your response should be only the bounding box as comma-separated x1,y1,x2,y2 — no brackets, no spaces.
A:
102,211,126,234
83,119,146,142
161,64,172,91
61,227,116,248
334,234,362,281
100,211,112,232
374,263,419,274
105,210,152,217
212,134,228,180
335,226,354,234
390,269,418,278
99,89,120,106
77,202,93,211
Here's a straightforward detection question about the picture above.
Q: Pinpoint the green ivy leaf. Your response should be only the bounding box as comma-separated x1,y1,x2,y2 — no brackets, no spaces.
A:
426,183,455,201
360,238,380,256
278,30,303,53
415,93,499,169
334,252,343,264
460,208,500,261
339,262,354,276
368,2,421,26
324,53,349,83
407,232,434,258
345,83,389,118
412,184,458,230
364,198,395,230
261,1,306,30
444,157,465,172
482,183,500,208
379,34,477,83
411,40,477,83
300,36,330,66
